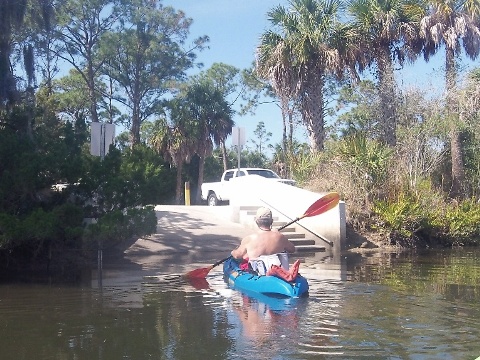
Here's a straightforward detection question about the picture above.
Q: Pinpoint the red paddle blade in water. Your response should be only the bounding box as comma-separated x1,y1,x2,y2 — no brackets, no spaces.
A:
185,276,210,290
304,192,340,217
184,265,213,280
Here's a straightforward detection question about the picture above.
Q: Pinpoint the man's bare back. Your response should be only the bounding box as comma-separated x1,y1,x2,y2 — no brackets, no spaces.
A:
231,208,296,260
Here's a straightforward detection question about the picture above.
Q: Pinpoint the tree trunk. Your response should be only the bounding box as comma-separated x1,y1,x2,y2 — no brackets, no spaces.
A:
288,108,294,150
445,46,465,198
87,62,99,123
279,95,288,156
131,101,141,146
175,160,184,204
377,51,397,147
196,127,212,204
221,139,228,172
196,154,206,204
301,73,325,152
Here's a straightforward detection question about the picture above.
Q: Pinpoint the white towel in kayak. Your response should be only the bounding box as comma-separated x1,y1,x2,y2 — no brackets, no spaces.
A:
249,253,289,276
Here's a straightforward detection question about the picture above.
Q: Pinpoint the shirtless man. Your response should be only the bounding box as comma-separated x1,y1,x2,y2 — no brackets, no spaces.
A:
231,207,296,275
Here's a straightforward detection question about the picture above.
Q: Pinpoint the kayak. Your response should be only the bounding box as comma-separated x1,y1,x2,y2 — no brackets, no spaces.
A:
222,257,309,298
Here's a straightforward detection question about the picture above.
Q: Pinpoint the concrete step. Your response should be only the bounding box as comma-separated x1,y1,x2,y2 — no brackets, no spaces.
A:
283,232,306,239
278,225,295,232
239,206,260,211
290,239,316,246
294,245,326,252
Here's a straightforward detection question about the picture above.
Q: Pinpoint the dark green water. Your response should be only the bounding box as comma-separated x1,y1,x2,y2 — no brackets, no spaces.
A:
1,248,479,360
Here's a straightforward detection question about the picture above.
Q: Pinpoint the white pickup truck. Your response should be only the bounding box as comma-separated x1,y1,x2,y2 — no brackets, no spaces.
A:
201,167,296,206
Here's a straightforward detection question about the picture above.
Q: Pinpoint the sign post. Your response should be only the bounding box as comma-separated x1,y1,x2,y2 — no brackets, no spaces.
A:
90,122,116,159
89,122,115,288
231,127,245,170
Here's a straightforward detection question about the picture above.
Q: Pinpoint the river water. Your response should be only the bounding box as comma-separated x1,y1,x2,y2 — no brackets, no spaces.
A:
1,248,479,360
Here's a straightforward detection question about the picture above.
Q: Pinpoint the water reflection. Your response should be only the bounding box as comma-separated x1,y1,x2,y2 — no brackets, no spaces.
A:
1,249,480,360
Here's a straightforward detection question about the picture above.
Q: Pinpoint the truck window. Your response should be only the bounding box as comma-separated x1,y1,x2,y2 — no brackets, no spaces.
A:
236,171,245,177
247,169,279,178
224,171,234,181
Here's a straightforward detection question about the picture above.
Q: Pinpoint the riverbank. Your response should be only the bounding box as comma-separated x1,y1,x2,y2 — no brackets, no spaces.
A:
344,223,462,253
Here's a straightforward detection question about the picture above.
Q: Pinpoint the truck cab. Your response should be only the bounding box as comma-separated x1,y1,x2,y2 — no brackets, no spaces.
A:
201,168,296,206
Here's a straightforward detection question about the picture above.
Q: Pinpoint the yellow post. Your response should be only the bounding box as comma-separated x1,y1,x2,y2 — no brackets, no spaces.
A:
184,181,191,206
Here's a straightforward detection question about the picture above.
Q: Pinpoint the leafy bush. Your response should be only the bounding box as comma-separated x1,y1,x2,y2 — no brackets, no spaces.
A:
82,206,157,252
443,199,480,245
372,194,480,246
372,193,428,238
77,145,175,215
0,203,84,263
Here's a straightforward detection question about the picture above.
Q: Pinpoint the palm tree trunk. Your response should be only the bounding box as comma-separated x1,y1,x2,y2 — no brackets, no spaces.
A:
221,139,228,172
445,46,465,198
197,155,206,204
279,95,288,156
301,74,325,152
175,160,184,205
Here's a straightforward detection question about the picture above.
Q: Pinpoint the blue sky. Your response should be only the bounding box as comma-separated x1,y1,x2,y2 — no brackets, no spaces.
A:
163,0,292,149
164,1,479,150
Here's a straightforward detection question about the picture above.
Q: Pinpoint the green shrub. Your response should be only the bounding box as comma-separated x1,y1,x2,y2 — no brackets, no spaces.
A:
372,193,427,237
82,206,157,253
443,199,480,244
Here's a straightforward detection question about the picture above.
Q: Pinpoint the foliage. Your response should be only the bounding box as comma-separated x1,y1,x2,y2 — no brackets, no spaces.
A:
347,0,426,146
337,134,392,184
372,193,427,237
240,149,269,168
101,0,208,145
287,146,323,186
77,145,176,214
0,203,84,259
256,0,357,151
334,80,381,139
250,121,272,156
203,148,236,182
441,199,480,245
372,194,480,245
82,206,157,252
0,108,171,270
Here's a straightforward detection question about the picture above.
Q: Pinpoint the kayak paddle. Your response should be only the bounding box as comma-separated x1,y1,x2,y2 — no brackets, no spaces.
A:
184,256,232,280
184,191,340,280
277,192,340,230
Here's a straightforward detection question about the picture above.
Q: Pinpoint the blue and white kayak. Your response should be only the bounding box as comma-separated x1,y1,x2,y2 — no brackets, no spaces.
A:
222,257,309,298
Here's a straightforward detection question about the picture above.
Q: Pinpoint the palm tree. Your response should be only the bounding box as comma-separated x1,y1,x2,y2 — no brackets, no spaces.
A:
210,115,235,171
256,0,360,152
347,0,425,147
182,82,234,203
150,116,196,204
420,0,480,197
192,63,238,171
152,81,233,204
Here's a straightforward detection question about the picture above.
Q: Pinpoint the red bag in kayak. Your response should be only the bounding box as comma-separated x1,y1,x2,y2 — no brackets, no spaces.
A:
266,259,300,282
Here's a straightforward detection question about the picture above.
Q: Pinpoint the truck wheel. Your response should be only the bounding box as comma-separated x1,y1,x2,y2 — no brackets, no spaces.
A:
207,193,218,206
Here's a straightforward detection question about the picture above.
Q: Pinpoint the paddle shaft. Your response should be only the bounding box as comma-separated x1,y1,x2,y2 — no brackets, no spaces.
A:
212,256,232,267
185,193,339,279
278,215,304,231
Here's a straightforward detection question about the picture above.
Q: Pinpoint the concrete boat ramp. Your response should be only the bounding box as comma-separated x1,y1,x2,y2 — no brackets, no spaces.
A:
125,205,252,257
124,202,344,261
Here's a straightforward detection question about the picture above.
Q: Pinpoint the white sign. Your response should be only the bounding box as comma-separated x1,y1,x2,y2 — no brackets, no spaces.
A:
91,123,115,158
231,127,245,146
